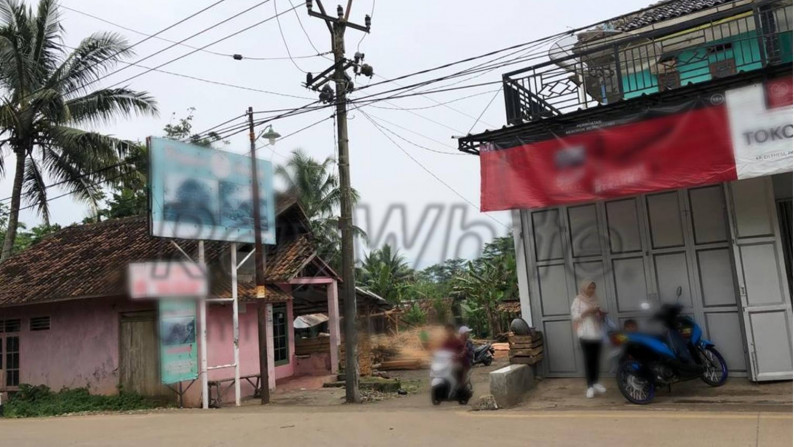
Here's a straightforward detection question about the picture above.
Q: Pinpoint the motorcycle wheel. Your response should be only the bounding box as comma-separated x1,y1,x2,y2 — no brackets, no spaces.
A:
616,362,655,405
431,385,445,405
483,358,493,367
699,346,728,387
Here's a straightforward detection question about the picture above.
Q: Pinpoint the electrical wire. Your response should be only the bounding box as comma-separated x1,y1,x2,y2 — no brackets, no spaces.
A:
362,113,464,156
466,87,503,135
359,109,508,229
98,3,302,95
355,0,376,53
274,0,309,73
71,0,279,95
63,45,315,100
366,89,499,111
61,3,329,61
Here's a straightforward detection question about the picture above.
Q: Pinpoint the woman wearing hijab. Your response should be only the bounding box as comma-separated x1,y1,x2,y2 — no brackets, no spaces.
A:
570,280,607,398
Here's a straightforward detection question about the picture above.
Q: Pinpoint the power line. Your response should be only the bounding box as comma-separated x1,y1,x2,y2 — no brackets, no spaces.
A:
71,0,281,95
63,45,314,100
467,87,503,135
61,3,329,61
356,0,376,52
362,113,464,156
99,3,302,95
366,89,499,111
274,0,309,73
360,110,507,229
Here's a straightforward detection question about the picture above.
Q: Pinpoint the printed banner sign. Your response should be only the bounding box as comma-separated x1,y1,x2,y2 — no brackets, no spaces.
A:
128,262,208,299
159,299,198,384
479,76,793,211
149,137,276,244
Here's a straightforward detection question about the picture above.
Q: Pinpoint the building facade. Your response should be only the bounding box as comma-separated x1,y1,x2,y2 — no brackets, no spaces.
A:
459,0,793,381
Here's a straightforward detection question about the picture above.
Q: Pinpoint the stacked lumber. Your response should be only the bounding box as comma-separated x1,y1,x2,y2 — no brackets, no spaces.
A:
508,331,544,365
295,336,331,356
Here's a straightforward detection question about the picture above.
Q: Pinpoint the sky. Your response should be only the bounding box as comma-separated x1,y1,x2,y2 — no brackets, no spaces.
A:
1,0,651,269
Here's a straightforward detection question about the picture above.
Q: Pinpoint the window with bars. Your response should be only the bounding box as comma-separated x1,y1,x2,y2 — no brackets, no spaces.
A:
272,304,289,366
5,336,19,387
0,319,21,388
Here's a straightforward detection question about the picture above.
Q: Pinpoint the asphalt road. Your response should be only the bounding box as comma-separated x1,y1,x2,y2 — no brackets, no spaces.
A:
1,406,791,447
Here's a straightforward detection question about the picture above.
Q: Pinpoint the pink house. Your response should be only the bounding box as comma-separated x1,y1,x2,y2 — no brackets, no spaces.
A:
0,196,388,407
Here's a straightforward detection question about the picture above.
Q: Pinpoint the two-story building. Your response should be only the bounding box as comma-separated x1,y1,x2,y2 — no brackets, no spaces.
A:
459,0,792,381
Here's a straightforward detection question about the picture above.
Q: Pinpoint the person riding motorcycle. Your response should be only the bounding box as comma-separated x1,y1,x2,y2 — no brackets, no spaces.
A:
440,324,468,383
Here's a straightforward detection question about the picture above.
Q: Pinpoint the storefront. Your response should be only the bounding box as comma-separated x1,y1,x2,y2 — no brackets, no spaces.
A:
458,4,793,381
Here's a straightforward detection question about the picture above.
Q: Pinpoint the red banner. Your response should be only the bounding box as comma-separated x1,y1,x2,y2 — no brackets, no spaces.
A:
480,77,792,211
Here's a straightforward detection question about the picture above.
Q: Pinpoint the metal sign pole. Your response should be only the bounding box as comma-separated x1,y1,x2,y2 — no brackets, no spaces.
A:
231,242,241,407
199,240,209,409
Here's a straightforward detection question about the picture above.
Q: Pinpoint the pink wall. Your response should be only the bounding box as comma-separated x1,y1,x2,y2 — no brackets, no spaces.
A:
1,297,152,395
1,296,297,407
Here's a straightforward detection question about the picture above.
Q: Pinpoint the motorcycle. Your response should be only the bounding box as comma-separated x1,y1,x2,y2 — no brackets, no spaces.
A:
472,343,495,367
430,350,473,405
608,289,728,404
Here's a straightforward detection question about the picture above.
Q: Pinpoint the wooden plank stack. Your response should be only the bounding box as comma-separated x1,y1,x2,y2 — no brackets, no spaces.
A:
295,336,331,356
508,331,544,365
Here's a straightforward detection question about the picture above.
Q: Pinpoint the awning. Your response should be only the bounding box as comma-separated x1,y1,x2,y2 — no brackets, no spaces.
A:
478,73,792,211
294,313,328,329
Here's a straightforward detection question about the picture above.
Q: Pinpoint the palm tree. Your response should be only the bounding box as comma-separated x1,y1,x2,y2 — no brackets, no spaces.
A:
0,0,157,260
358,244,413,303
276,149,363,268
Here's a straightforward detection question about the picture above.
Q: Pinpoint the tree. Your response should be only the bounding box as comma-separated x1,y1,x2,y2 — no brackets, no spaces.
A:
0,0,158,260
0,203,60,256
275,149,363,269
358,244,413,304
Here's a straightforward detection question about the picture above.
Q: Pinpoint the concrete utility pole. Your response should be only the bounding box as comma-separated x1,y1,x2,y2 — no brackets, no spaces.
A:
248,106,270,404
305,0,372,403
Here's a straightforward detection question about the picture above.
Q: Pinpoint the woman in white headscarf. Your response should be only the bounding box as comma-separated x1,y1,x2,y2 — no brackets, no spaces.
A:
570,279,606,398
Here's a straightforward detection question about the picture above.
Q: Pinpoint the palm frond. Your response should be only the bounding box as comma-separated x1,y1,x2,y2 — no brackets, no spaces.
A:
65,86,157,125
48,31,132,98
30,0,62,74
22,156,49,221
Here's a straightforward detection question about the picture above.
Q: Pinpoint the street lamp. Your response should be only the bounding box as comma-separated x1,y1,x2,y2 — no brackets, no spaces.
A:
259,125,281,146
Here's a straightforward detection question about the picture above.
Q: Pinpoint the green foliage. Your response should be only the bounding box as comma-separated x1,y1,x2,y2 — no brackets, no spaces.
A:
0,203,61,256
358,244,413,304
3,384,162,418
0,0,158,260
163,107,226,147
402,302,427,327
275,149,364,271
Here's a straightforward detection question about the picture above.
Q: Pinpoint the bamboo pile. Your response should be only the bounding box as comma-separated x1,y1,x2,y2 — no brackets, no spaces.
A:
339,332,373,376
508,331,544,365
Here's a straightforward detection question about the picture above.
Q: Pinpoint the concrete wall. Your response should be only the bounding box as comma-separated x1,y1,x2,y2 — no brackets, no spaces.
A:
1,297,151,395
1,295,298,407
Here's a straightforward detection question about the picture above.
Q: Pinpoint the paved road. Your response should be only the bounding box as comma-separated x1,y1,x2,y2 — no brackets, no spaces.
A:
1,406,791,447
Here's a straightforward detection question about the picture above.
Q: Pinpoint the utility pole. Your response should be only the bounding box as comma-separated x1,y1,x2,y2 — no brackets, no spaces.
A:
248,106,270,404
305,0,372,403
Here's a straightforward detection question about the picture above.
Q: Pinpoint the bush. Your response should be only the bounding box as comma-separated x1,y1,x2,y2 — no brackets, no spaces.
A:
2,384,163,418
403,302,427,326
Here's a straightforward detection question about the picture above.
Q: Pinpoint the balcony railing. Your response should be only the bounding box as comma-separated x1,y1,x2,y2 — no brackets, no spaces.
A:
503,0,793,125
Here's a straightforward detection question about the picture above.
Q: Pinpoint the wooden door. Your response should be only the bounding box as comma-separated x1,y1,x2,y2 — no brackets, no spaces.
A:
119,312,168,396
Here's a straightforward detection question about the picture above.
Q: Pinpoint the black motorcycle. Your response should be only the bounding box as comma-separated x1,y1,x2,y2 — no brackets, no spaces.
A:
472,343,495,366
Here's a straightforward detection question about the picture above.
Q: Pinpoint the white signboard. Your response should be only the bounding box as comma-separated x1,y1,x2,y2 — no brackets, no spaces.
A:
727,78,793,180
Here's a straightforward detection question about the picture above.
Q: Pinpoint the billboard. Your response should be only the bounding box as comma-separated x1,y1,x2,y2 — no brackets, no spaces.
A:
159,299,198,384
149,137,276,244
479,75,793,211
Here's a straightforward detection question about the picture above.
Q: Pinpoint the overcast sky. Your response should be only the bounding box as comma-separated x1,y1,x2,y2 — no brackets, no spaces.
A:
2,0,650,268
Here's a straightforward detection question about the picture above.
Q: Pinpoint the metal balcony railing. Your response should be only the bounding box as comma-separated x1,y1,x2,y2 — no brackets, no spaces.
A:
503,1,793,125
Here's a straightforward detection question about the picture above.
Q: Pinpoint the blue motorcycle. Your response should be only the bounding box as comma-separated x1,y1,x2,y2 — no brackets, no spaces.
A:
608,299,728,404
